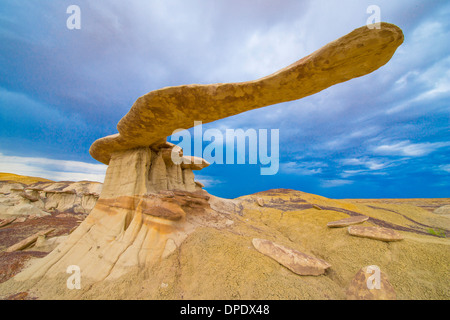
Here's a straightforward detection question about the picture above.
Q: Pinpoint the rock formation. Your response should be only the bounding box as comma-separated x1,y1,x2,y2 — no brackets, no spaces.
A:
1,186,449,299
346,266,397,300
348,225,404,242
6,228,55,253
327,215,369,228
252,238,331,276
434,205,450,216
11,24,405,288
0,180,102,219
89,23,404,165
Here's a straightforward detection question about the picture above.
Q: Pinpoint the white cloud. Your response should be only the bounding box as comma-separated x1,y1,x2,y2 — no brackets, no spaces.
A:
341,158,390,171
412,21,443,41
0,153,107,182
321,126,381,151
340,170,388,179
373,141,450,157
340,170,365,178
194,175,223,188
320,179,353,188
280,161,326,175
437,164,450,174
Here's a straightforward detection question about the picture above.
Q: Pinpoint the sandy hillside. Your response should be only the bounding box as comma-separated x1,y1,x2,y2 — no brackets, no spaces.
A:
0,173,53,185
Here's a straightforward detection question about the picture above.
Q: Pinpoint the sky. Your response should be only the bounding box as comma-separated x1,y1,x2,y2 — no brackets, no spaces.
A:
0,0,449,199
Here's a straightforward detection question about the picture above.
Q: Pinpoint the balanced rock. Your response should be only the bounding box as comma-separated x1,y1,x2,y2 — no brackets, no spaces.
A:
346,266,397,300
252,238,331,276
348,225,403,242
327,215,369,228
13,23,403,286
89,23,404,165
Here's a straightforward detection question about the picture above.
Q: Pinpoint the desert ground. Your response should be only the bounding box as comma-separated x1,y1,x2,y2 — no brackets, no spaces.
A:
0,173,448,300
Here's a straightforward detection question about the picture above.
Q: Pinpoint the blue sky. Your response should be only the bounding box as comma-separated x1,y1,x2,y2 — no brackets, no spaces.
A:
0,0,449,199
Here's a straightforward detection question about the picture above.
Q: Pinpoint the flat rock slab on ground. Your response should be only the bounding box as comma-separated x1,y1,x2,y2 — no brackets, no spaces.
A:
346,266,397,300
252,238,331,276
348,226,403,242
327,215,369,228
5,228,55,252
0,218,16,228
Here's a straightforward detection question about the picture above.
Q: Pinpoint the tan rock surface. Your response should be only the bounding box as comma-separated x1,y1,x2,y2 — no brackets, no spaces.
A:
327,215,369,228
256,198,264,207
0,189,449,299
11,147,219,284
348,225,404,242
89,23,404,165
0,218,16,229
346,266,397,300
252,238,331,276
434,205,450,216
0,180,102,219
5,228,55,253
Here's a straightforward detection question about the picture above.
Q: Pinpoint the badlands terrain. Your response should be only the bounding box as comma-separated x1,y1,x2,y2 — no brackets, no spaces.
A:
2,23,448,300
0,172,448,300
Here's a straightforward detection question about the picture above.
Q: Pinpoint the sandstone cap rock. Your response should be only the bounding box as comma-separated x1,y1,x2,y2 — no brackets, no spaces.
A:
89,23,404,165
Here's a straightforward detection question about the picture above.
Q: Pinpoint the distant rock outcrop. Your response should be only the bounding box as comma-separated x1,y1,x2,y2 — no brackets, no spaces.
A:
434,205,450,216
0,180,102,219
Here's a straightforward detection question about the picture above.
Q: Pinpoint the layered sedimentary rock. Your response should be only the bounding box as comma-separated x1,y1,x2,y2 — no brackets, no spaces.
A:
13,23,404,285
2,188,449,299
0,180,102,219
13,144,219,282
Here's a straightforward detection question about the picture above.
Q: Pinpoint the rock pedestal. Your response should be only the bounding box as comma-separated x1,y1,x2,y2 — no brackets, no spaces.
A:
100,143,207,198
12,23,404,289
14,143,211,283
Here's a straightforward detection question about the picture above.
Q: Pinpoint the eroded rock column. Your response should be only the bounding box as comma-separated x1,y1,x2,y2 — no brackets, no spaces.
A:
14,143,210,283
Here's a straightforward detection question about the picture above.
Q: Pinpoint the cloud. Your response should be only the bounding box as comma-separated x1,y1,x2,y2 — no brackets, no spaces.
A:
373,141,450,157
0,153,107,182
320,179,353,188
280,161,326,176
194,175,224,188
341,158,392,170
437,164,450,174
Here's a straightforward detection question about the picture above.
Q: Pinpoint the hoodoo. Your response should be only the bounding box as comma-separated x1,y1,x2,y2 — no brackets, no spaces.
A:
13,23,404,287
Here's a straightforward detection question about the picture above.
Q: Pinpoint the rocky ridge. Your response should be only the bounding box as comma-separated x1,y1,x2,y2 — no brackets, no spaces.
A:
0,179,102,219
